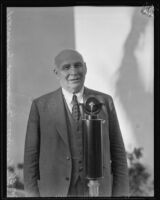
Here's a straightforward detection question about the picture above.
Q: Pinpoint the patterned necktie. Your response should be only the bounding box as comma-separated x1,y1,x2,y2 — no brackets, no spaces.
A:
71,94,80,121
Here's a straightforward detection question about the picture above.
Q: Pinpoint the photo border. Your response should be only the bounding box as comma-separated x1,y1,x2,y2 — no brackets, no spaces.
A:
1,0,159,199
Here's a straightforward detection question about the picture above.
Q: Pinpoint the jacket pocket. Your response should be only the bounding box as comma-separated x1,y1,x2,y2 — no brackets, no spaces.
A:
103,160,112,174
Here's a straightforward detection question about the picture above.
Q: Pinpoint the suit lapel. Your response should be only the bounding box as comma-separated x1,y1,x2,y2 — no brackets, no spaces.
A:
49,88,69,147
83,87,92,102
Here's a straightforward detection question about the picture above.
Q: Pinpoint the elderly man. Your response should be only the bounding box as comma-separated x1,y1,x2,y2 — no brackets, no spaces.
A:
24,49,129,197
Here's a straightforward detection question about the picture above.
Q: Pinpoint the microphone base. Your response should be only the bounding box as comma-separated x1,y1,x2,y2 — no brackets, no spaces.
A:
88,180,100,197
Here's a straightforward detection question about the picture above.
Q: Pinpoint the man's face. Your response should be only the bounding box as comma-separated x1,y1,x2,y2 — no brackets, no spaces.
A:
55,50,87,93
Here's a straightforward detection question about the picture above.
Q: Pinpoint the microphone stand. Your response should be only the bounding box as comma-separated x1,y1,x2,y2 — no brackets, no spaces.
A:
88,180,100,197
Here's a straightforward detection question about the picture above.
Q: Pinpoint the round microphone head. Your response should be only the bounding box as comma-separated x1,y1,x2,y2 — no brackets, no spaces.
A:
84,96,102,115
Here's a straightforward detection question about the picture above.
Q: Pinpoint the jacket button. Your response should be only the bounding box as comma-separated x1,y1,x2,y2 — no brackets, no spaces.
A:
65,177,70,181
66,156,70,160
79,167,83,172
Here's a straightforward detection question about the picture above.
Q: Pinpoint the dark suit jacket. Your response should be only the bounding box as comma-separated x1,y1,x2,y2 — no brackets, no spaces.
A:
24,87,129,197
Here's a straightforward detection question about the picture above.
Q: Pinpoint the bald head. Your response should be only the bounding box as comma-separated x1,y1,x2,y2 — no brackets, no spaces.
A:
54,49,84,68
53,49,87,93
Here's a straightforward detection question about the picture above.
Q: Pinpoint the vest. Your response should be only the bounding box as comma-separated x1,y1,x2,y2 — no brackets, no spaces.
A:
63,97,85,185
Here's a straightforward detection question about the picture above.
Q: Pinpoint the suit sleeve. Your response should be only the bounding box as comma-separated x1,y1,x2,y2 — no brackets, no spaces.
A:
24,100,40,197
107,96,129,196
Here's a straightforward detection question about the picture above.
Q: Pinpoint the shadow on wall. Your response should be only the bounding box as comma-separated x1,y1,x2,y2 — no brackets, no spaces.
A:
115,8,153,165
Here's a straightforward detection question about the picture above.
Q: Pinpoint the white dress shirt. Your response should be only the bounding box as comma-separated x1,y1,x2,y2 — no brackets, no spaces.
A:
62,87,84,113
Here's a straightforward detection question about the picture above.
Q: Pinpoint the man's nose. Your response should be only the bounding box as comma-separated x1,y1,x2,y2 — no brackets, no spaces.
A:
69,66,78,74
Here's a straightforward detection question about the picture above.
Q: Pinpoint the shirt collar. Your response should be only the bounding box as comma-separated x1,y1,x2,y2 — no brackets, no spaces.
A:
62,86,84,104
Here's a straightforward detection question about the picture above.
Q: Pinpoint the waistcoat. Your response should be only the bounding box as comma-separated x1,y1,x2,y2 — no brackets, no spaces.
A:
63,97,85,185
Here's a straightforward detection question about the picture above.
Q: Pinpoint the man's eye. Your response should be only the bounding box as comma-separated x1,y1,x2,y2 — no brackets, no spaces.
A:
74,63,82,68
62,65,70,70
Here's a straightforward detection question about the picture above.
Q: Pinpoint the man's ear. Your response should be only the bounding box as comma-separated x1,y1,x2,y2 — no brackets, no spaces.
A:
53,68,58,75
84,62,87,74
53,64,58,75
53,66,60,80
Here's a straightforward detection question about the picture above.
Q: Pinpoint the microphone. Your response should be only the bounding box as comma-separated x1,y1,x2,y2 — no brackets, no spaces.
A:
82,95,104,181
83,95,104,118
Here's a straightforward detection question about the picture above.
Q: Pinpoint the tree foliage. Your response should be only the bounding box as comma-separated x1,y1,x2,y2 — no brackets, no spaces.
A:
127,147,154,196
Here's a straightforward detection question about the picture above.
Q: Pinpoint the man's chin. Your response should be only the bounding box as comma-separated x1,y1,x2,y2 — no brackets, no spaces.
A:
69,85,83,93
61,81,84,93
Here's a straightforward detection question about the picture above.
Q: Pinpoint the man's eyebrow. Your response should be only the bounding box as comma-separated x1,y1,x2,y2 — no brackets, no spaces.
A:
74,61,83,65
62,61,82,66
